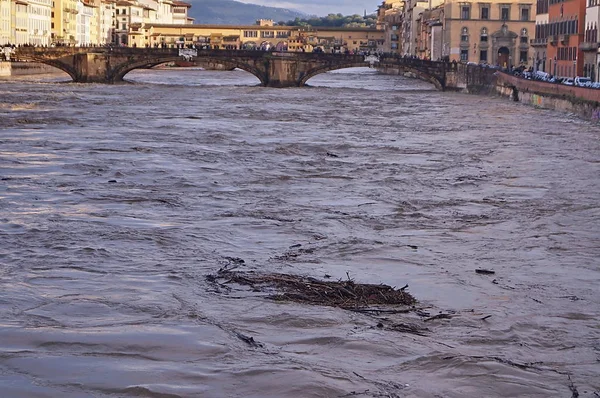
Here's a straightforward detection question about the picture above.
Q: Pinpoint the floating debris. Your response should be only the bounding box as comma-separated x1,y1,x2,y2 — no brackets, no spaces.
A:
475,269,495,275
209,270,416,309
235,331,263,348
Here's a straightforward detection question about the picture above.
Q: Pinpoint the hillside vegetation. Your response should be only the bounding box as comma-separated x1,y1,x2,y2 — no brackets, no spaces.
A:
187,0,304,25
281,14,378,28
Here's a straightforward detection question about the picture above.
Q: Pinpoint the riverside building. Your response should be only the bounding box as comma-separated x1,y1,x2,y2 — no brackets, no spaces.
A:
135,22,384,53
545,0,585,78
379,0,537,67
0,0,188,46
582,0,600,80
442,0,536,66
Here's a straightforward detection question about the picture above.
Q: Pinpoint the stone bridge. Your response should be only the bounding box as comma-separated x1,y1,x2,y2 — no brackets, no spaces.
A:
9,47,458,90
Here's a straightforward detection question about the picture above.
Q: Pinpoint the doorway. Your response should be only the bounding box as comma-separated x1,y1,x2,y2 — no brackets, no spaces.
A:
498,47,510,68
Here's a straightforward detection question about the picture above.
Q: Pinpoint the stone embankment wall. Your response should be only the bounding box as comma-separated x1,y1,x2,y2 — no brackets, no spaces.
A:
495,72,600,121
378,63,496,92
0,62,61,77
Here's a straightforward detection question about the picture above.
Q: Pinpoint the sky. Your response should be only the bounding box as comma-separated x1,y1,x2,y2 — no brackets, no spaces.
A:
236,0,381,17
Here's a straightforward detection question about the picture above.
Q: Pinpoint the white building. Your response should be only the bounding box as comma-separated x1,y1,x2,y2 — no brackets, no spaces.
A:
14,0,29,45
76,0,95,45
99,0,116,45
114,0,144,45
28,0,52,45
172,0,192,25
155,0,173,24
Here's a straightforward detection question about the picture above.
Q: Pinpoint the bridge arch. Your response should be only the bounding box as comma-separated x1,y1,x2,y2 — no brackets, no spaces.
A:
112,56,267,85
300,61,445,91
12,55,78,81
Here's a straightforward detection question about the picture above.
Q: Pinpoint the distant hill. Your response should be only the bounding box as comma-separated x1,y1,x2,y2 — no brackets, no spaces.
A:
187,0,306,25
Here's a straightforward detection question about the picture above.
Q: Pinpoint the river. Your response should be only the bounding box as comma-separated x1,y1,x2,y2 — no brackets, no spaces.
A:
0,67,599,397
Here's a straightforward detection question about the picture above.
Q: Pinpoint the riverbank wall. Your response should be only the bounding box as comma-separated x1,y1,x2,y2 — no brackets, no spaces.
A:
490,72,600,122
0,61,59,77
378,63,600,121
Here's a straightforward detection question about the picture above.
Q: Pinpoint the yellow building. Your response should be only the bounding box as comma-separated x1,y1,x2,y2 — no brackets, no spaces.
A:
138,23,384,53
52,0,79,45
443,0,536,66
377,0,403,53
1,0,10,44
88,1,100,45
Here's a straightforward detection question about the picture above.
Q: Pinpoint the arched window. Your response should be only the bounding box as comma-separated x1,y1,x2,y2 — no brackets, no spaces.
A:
461,27,469,42
480,27,488,42
520,28,528,44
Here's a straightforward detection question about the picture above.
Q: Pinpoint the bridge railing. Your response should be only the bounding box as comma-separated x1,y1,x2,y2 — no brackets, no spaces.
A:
378,54,456,72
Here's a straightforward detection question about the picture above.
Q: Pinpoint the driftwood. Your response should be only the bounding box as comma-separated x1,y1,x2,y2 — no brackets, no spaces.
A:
210,270,416,309
423,313,453,322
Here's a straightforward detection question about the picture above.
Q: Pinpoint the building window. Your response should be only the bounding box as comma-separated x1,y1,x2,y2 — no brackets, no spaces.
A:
461,27,469,42
461,5,471,20
521,28,528,44
121,23,126,30
520,7,530,21
480,49,488,62
481,6,489,20
480,27,488,42
520,50,528,63
501,6,510,21
243,31,258,38
460,49,469,61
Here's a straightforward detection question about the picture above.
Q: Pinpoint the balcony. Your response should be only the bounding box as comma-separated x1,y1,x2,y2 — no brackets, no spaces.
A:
530,37,547,46
549,35,557,45
580,42,599,51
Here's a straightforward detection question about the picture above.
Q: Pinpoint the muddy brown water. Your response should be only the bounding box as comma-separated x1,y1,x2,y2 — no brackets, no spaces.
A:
0,68,599,397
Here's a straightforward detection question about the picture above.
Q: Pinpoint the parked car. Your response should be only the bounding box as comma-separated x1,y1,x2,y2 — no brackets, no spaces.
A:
574,76,592,87
562,78,574,86
534,71,550,81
